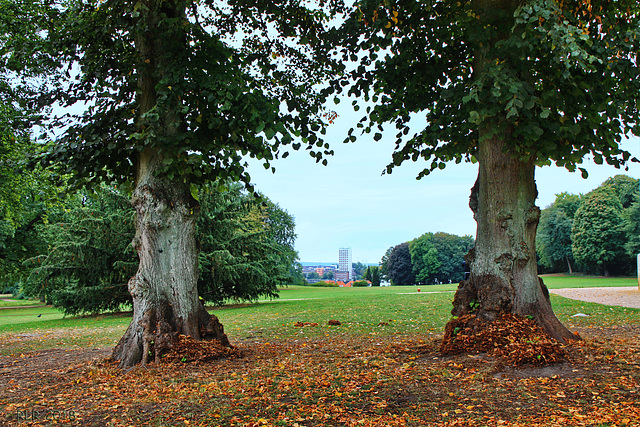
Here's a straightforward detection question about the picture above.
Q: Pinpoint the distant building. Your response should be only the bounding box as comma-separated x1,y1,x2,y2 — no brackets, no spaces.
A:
337,248,353,281
302,265,337,274
335,270,350,282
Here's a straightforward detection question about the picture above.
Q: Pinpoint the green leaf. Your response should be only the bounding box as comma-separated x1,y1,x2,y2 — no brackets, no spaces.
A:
264,128,276,140
190,184,199,201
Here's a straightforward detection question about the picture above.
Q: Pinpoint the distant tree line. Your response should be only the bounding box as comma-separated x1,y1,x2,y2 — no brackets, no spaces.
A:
380,232,475,286
536,175,639,277
7,180,300,315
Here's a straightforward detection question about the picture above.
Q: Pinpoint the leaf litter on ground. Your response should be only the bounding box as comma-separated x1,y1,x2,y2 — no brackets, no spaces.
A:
1,322,639,427
440,313,566,365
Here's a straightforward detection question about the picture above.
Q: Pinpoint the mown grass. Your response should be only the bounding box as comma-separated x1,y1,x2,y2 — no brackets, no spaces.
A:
216,286,456,342
0,297,45,308
540,275,638,289
1,278,638,357
551,294,640,329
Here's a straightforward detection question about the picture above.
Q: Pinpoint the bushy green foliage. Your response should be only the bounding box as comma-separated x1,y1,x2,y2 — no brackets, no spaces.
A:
309,281,339,288
386,242,415,286
409,234,440,285
382,233,473,286
370,266,380,287
0,103,59,289
23,182,300,314
571,186,629,276
322,271,334,280
432,232,475,283
409,232,474,284
352,262,367,280
24,187,137,315
363,265,381,287
197,181,299,305
332,0,640,178
32,0,341,193
601,175,639,209
379,246,393,281
537,176,639,275
623,194,640,259
289,262,308,287
536,193,582,273
352,280,369,287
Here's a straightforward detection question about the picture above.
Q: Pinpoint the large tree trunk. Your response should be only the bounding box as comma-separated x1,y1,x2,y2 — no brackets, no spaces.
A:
112,149,230,368
447,132,578,343
443,0,579,347
112,1,229,368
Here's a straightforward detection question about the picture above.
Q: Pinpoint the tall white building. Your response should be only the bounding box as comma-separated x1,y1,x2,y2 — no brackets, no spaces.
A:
337,248,353,281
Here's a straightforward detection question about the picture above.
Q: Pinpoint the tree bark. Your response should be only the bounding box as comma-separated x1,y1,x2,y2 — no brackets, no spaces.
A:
447,132,578,343
112,1,229,367
111,148,230,368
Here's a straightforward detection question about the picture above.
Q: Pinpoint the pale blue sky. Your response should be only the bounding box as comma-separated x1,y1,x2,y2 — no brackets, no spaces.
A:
247,104,640,264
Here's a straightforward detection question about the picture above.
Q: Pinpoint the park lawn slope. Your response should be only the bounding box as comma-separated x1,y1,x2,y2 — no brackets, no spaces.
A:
1,281,639,355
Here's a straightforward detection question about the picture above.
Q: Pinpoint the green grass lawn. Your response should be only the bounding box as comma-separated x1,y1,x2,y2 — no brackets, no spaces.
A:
0,297,46,307
541,274,638,288
1,277,638,356
215,285,457,342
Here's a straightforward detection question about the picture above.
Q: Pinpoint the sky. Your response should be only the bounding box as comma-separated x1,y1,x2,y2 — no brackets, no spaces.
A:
246,104,640,265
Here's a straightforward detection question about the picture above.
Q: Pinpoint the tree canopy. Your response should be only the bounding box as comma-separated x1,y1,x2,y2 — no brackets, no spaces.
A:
24,187,137,315
332,0,640,177
382,232,474,286
571,186,629,276
536,192,581,273
537,176,639,275
386,242,415,285
10,0,347,367
37,0,342,190
409,233,441,285
197,182,299,306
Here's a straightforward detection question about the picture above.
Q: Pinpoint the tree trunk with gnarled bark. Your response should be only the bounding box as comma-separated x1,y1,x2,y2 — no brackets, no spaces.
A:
445,131,578,343
111,148,230,368
442,0,579,346
112,1,229,368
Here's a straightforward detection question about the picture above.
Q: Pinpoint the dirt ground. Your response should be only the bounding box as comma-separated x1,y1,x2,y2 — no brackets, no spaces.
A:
1,327,639,426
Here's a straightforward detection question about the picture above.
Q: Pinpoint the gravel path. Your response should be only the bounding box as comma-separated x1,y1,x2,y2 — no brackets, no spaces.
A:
550,286,640,309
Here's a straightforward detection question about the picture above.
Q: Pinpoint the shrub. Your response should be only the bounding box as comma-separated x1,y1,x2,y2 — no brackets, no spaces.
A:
352,280,370,287
310,281,339,287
